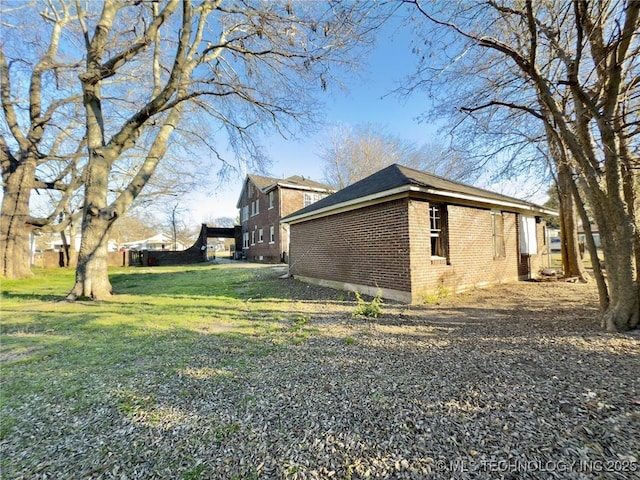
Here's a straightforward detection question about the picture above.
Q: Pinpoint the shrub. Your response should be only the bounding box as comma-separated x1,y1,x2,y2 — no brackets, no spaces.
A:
421,284,450,304
352,291,383,318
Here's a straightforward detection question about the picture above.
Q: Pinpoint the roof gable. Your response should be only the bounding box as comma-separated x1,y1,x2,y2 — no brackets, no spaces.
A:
236,173,334,207
282,164,556,222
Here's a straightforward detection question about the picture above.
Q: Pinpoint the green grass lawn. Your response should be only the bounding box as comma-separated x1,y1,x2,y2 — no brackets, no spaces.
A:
1,264,338,475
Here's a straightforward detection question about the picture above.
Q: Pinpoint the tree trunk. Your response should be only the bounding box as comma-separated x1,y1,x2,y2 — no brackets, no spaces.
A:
67,212,114,300
0,158,36,278
67,148,116,300
571,178,609,310
556,164,589,281
593,196,639,332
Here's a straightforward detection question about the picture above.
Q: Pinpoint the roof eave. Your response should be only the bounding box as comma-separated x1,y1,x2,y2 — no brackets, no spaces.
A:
409,186,559,216
282,184,557,224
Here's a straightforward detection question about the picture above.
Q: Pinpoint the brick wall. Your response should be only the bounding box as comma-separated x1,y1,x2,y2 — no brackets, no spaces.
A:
517,216,548,278
406,202,521,299
240,185,315,263
244,187,282,263
280,188,306,217
289,199,412,296
289,197,548,303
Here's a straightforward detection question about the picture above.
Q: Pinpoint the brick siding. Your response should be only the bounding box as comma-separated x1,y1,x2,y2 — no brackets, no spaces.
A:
289,199,412,294
244,187,282,263
410,204,520,296
289,197,548,302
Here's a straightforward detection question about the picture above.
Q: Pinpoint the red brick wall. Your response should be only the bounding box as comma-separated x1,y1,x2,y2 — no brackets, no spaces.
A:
405,202,521,297
289,198,547,302
289,199,412,293
244,187,282,263
241,185,331,263
280,188,306,217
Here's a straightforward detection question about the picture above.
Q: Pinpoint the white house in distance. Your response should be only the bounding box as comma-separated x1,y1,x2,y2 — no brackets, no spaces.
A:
120,233,186,251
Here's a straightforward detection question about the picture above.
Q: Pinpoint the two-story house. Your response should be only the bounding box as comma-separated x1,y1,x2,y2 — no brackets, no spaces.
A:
236,174,335,263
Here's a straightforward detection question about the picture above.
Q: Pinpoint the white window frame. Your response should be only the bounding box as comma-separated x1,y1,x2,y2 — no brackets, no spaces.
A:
269,225,275,244
268,191,274,209
520,215,538,255
429,204,447,259
258,228,264,243
304,192,326,208
251,230,255,245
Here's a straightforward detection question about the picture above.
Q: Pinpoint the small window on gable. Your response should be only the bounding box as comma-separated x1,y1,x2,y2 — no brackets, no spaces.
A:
268,191,275,209
429,204,448,259
492,211,506,258
304,192,327,207
255,199,259,215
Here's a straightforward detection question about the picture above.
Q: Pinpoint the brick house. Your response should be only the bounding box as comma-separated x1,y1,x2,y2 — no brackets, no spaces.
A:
282,164,556,302
236,174,335,263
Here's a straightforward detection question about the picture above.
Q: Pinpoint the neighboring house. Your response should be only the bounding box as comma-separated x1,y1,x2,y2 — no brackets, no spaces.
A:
36,231,117,253
236,174,335,263
121,233,186,251
282,164,556,303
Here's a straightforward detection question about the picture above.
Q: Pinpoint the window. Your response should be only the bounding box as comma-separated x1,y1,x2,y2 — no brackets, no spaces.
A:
304,192,327,207
269,225,275,243
492,211,505,258
520,215,538,254
251,201,255,216
255,199,260,215
258,228,264,243
242,206,249,223
268,191,275,209
429,204,447,259
250,230,255,245
243,232,249,249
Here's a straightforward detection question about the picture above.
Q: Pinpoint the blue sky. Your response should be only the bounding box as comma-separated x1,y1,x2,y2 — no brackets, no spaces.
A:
184,15,438,223
182,11,551,226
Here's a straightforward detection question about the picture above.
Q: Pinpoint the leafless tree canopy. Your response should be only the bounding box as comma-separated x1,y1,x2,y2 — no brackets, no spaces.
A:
319,122,480,189
402,0,639,331
0,0,384,299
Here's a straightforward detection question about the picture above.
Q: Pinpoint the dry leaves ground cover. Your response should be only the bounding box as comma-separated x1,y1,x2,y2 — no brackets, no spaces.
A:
1,263,638,480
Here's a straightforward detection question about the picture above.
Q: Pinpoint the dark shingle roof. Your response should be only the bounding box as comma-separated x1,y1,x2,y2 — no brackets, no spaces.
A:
271,175,334,192
247,174,277,191
282,164,554,221
246,174,333,193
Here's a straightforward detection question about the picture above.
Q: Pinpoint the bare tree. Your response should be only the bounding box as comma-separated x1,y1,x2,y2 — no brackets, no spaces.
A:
1,2,86,278
319,122,479,188
404,0,639,331
0,2,211,278
18,0,382,300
